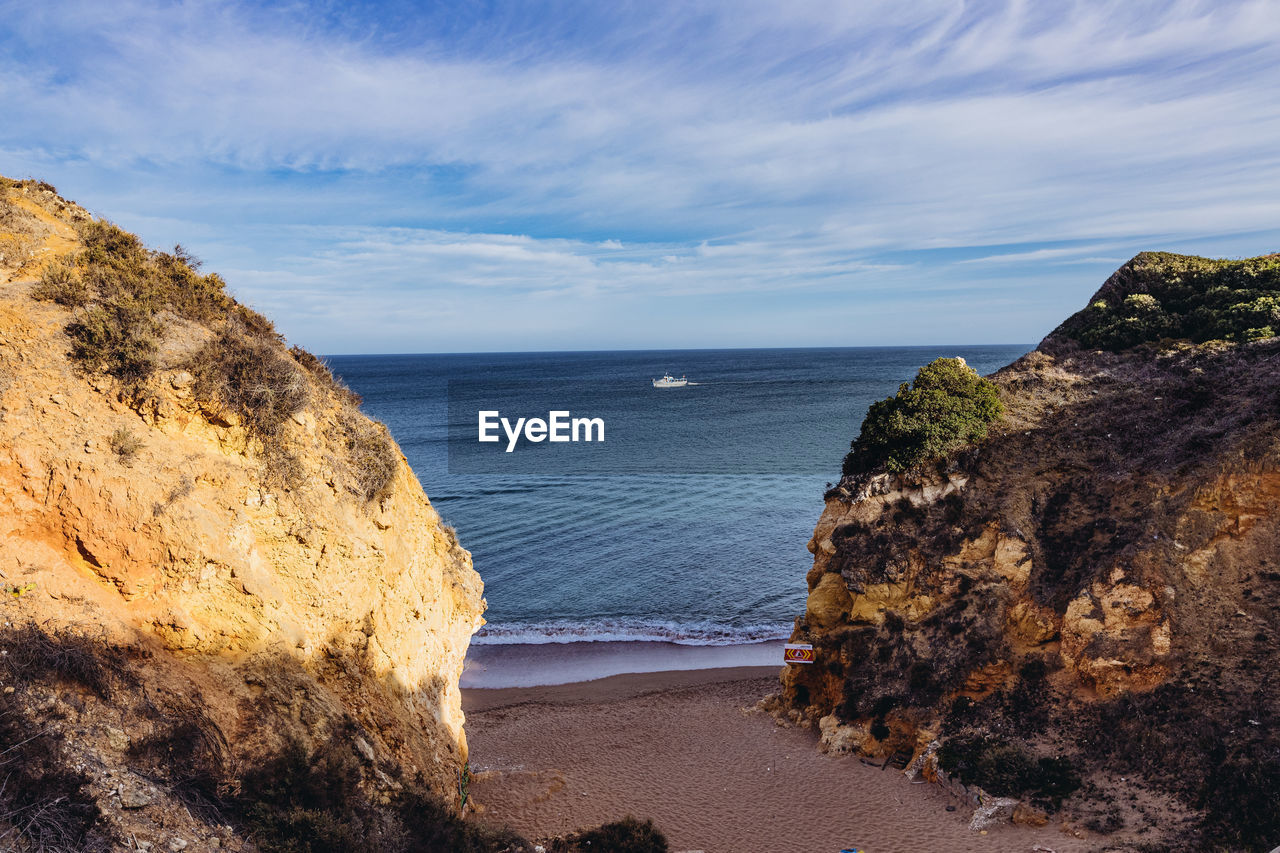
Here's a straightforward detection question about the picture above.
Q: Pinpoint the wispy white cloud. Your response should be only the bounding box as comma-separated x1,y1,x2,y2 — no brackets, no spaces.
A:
957,245,1130,266
3,0,1280,349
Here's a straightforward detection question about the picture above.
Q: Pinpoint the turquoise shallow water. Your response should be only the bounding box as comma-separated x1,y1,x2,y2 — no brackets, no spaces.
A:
327,346,1029,684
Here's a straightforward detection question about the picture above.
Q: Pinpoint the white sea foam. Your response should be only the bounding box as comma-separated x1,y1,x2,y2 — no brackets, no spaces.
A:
462,636,790,688
470,618,791,647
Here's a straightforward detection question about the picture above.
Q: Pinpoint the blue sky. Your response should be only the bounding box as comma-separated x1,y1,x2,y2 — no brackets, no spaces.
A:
3,0,1280,353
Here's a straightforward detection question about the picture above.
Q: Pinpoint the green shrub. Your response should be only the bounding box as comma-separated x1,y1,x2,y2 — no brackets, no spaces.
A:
843,357,1003,475
31,258,88,307
1058,252,1280,350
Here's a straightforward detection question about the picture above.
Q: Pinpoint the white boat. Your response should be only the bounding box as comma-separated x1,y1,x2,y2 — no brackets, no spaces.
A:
652,373,688,388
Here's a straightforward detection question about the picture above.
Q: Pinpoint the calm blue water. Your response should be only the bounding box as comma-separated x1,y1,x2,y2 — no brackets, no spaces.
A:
327,346,1029,650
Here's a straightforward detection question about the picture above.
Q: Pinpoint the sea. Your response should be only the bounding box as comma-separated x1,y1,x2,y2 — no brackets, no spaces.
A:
327,346,1031,687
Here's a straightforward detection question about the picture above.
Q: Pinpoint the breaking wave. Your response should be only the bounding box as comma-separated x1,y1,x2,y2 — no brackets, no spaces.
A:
471,618,791,647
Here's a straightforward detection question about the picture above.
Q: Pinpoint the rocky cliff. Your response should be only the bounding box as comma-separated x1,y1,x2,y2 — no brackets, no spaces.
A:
781,252,1280,849
0,179,495,851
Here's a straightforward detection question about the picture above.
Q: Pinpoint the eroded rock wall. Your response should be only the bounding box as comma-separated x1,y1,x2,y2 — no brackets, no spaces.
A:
781,307,1280,843
0,179,486,848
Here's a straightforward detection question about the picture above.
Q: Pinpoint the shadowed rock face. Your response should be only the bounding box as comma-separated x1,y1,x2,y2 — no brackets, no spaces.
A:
0,179,486,848
781,254,1280,847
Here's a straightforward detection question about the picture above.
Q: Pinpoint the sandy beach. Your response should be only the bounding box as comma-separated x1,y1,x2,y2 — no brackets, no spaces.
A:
463,667,1100,853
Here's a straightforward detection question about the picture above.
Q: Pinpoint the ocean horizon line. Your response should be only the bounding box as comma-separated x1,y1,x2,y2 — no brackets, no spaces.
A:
322,342,1036,359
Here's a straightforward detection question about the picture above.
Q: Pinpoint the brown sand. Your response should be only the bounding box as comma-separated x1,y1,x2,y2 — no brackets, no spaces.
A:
463,668,1101,853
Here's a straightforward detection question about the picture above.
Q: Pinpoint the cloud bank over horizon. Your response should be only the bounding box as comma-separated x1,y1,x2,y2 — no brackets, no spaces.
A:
3,0,1279,352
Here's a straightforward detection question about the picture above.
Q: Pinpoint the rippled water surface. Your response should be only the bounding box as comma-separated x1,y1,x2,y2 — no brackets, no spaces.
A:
328,346,1030,648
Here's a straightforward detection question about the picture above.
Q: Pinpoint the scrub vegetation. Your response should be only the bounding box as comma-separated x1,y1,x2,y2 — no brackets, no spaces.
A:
108,426,144,463
24,201,398,503
1057,251,1280,350
843,357,1003,475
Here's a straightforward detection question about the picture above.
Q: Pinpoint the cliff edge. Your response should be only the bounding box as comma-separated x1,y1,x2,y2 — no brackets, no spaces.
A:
0,179,493,850
781,252,1280,849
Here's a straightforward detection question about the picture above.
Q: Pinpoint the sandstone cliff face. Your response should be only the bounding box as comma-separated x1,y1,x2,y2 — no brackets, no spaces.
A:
0,180,486,849
782,256,1280,847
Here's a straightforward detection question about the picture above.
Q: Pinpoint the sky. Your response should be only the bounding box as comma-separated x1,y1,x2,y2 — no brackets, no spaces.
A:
3,0,1280,354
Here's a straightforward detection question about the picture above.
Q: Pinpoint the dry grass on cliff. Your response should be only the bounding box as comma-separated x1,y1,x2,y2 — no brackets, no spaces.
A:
8,181,402,504
30,257,89,306
336,408,400,503
0,232,40,270
185,325,400,501
23,219,237,384
189,326,311,438
0,179,67,273
108,425,145,463
127,698,235,817
2,178,91,226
